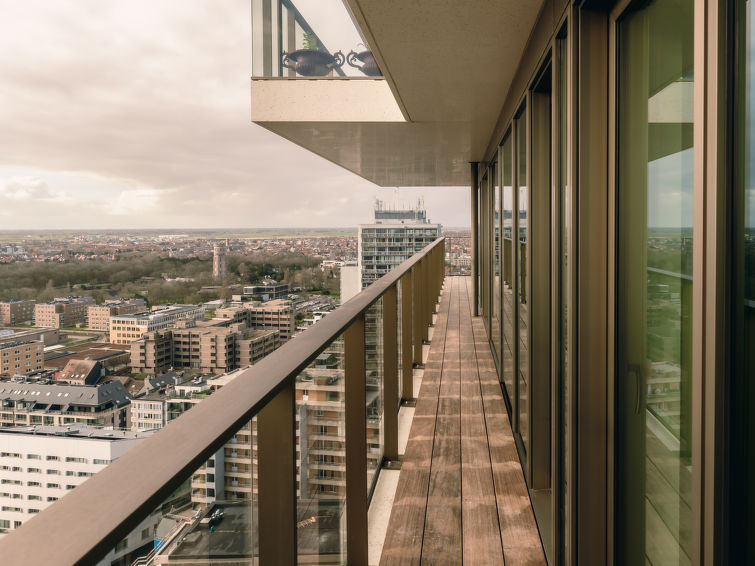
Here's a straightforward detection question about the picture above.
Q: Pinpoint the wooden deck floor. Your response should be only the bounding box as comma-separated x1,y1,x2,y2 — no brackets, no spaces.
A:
379,276,547,566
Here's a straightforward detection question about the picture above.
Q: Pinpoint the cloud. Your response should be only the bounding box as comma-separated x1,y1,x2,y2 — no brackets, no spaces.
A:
112,188,161,215
0,0,469,230
0,176,66,202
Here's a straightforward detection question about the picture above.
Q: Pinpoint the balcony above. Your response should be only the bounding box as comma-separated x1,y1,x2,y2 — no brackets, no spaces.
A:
251,0,548,186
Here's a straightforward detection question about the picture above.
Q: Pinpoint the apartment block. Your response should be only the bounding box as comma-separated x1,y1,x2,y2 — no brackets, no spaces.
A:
109,304,205,345
34,297,94,329
358,201,441,289
244,299,295,342
86,299,146,331
0,328,59,348
243,279,289,301
0,341,43,377
0,301,35,326
130,320,280,374
0,379,130,429
130,395,167,432
0,424,156,564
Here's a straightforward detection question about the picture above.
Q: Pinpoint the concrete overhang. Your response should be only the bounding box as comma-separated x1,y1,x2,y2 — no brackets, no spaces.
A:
251,0,547,187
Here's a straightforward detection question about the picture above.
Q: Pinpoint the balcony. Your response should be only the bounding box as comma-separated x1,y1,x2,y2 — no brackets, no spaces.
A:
0,239,544,565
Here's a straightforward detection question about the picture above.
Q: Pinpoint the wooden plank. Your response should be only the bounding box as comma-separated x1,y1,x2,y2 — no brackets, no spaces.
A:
380,277,546,565
467,280,545,564
379,274,452,566
459,276,505,565
421,277,462,565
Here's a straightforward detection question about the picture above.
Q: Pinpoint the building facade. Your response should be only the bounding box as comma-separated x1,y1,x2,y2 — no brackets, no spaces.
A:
0,379,130,429
0,424,155,564
109,304,205,345
358,201,441,289
0,341,43,376
216,300,296,342
243,279,289,301
87,299,146,331
249,0,755,562
0,301,35,326
130,320,280,375
34,297,94,329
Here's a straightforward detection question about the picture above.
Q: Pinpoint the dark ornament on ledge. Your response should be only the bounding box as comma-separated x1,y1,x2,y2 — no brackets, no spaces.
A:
282,49,345,77
346,50,381,76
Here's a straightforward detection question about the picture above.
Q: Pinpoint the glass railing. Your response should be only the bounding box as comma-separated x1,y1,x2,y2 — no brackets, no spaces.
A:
0,238,444,566
251,0,382,78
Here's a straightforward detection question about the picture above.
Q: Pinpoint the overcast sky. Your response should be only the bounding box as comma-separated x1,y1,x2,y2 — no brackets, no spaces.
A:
0,0,469,230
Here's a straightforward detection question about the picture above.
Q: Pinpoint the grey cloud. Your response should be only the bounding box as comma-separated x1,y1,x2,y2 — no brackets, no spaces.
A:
0,0,469,229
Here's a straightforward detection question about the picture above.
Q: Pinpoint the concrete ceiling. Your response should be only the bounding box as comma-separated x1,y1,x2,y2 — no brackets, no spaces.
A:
252,0,546,187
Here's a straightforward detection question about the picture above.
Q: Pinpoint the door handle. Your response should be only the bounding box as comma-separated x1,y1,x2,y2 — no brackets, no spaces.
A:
627,363,642,415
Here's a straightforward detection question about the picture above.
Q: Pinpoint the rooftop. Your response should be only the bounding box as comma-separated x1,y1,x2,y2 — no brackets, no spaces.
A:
0,339,42,350
0,378,131,407
0,424,154,441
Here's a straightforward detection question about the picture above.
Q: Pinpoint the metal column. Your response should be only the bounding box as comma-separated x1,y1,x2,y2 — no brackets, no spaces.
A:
471,162,480,316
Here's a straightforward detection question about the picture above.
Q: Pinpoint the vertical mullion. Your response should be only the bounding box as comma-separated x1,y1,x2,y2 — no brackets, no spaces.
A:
383,286,399,461
345,315,367,566
257,378,296,565
402,273,414,400
412,265,423,367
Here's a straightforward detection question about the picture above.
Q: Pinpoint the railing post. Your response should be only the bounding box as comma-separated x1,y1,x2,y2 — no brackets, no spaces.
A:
401,274,414,400
471,163,480,316
423,256,430,341
412,265,423,367
383,285,398,461
257,378,296,565
345,315,367,566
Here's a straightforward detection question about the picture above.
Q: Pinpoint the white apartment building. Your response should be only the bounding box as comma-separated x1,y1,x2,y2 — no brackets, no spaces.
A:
109,304,205,345
0,424,156,564
358,200,441,288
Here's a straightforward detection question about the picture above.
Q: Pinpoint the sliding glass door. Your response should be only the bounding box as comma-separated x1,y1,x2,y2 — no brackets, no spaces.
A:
615,0,694,564
731,0,755,561
501,132,516,405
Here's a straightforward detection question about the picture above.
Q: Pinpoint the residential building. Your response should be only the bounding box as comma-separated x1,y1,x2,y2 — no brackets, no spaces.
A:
358,201,441,288
243,279,289,301
43,342,129,373
130,394,168,432
243,299,295,342
339,262,360,303
0,424,156,565
86,299,146,331
54,359,105,385
109,304,205,345
8,1,755,564
0,341,43,376
0,328,60,347
34,297,94,328
0,300,35,326
130,320,279,375
245,0,755,561
0,379,130,429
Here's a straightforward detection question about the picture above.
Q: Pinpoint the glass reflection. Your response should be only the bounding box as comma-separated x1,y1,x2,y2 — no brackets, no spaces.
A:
616,0,694,564
516,107,529,449
502,133,516,404
492,160,502,370
732,0,755,560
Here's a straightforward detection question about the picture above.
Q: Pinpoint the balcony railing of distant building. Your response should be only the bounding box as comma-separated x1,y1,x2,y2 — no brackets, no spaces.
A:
251,0,382,78
0,238,445,566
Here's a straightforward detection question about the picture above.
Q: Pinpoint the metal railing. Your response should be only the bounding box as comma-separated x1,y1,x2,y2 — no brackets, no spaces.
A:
0,238,445,566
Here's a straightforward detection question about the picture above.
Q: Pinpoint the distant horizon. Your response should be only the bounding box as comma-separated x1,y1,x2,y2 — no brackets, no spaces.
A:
0,226,471,233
